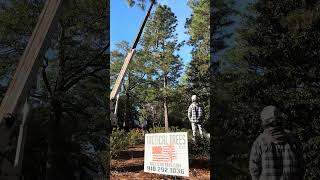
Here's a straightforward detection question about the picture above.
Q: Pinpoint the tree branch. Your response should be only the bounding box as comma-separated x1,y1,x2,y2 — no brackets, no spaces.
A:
62,100,91,118
62,42,109,84
61,67,105,91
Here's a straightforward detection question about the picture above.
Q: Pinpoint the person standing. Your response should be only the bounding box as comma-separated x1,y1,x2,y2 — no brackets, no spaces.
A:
188,95,204,140
249,105,305,180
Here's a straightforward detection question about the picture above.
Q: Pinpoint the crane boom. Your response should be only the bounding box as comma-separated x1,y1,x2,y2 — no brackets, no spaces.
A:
110,0,155,101
0,0,63,179
0,0,63,124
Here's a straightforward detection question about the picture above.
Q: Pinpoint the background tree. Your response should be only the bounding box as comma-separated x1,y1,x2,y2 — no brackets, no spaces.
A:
185,0,211,127
212,0,320,179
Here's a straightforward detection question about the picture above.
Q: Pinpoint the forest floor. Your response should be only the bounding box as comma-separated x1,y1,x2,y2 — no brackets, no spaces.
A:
110,145,210,180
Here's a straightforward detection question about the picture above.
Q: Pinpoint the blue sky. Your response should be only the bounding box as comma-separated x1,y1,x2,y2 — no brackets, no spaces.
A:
110,0,192,67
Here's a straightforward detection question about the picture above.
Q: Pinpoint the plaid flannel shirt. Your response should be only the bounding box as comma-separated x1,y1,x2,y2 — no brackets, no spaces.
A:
249,130,305,180
188,102,202,123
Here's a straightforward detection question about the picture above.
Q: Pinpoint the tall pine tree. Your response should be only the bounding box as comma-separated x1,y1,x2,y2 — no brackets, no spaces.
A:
141,5,183,131
185,0,210,125
214,0,320,179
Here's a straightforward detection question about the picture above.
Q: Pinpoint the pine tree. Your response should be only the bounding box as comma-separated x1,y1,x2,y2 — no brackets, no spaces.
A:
242,1,320,178
199,0,247,179
185,0,211,125
217,0,320,178
141,5,183,131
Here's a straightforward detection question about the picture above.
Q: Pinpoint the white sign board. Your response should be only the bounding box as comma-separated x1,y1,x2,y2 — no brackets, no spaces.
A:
144,132,189,177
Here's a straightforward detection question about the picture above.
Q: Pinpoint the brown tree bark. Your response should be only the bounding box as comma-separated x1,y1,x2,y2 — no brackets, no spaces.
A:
46,96,72,180
163,76,169,132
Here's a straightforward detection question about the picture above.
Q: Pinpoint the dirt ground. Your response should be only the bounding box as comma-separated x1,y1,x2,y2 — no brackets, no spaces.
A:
111,145,210,180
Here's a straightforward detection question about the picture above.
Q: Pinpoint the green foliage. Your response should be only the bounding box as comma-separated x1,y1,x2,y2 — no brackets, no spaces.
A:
110,41,153,128
115,2,192,132
148,125,193,137
138,4,183,128
149,125,168,133
185,0,211,127
142,5,183,86
187,0,210,46
211,0,320,179
127,128,144,146
0,0,45,100
110,128,130,158
126,0,149,9
0,0,108,178
98,149,111,176
167,84,190,128
189,136,210,158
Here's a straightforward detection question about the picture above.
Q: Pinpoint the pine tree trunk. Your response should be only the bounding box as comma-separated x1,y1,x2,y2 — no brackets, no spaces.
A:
45,25,72,179
163,76,169,132
46,98,63,180
46,96,73,180
164,100,168,132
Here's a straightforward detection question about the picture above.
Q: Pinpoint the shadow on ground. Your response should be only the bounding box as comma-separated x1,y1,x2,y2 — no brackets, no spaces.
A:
190,158,209,169
115,150,144,160
111,164,144,173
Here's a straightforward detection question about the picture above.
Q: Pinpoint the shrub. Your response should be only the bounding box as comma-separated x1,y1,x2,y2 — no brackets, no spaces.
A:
149,125,192,133
110,126,210,159
189,136,210,158
128,128,144,146
110,128,129,158
149,125,166,133
148,126,194,142
173,127,193,140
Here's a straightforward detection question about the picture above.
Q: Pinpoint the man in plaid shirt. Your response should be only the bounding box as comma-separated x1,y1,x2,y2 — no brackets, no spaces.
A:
249,106,305,180
188,95,204,140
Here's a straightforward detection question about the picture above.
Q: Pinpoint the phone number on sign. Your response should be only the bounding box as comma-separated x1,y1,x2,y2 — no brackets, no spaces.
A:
146,166,185,174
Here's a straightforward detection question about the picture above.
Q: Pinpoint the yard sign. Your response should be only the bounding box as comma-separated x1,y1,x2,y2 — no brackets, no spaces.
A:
144,132,189,177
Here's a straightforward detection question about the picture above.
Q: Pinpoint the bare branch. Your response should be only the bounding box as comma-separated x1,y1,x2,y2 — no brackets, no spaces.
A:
61,42,109,85
62,67,105,91
61,99,91,117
